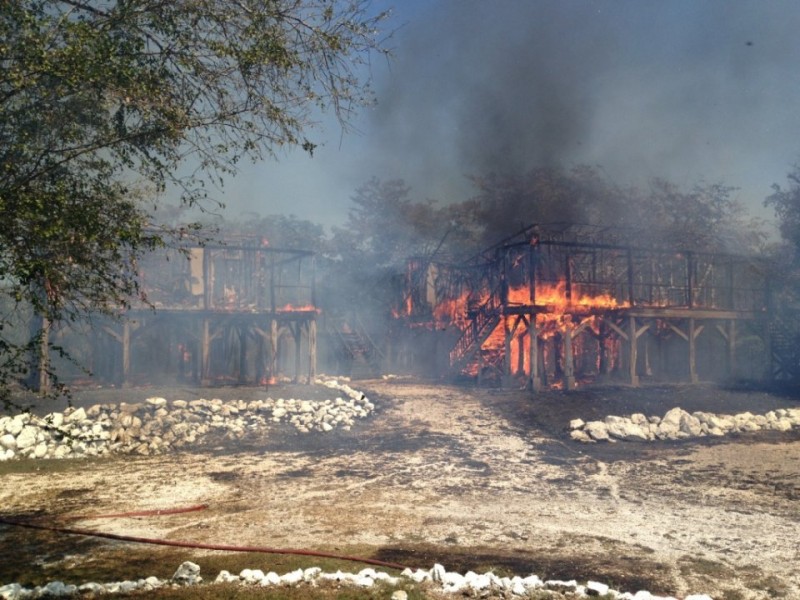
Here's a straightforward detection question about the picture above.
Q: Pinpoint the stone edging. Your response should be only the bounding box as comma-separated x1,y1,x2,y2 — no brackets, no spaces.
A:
0,377,373,461
0,561,714,600
569,406,800,443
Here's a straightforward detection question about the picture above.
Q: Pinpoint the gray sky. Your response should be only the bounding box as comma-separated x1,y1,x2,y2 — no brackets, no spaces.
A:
210,0,800,230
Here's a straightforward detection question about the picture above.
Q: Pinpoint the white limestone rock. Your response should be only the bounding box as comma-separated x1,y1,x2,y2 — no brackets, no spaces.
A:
15,426,38,450
0,583,24,599
679,413,703,437
239,569,265,584
64,407,86,423
585,421,610,441
587,580,610,596
570,429,593,443
172,561,202,585
279,569,304,585
7,415,27,436
430,563,447,583
78,582,105,594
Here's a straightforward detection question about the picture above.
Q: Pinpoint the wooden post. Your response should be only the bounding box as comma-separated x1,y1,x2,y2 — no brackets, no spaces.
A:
516,328,526,376
293,322,302,383
564,320,576,390
598,319,609,381
629,315,639,386
728,320,736,379
503,316,512,378
689,318,698,383
308,319,317,381
529,317,541,392
270,318,278,378
201,318,210,383
238,323,248,384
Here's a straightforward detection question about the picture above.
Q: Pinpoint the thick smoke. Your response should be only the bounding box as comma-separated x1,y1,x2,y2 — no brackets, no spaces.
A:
365,0,800,215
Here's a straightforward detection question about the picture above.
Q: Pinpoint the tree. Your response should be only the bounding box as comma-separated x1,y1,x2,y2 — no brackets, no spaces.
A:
642,179,764,254
459,165,637,248
0,0,389,401
766,165,800,261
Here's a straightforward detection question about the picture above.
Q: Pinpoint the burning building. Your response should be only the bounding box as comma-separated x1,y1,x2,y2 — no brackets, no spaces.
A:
395,223,781,389
85,239,318,387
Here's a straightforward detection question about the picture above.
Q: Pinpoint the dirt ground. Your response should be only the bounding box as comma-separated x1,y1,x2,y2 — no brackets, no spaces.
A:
1,379,800,599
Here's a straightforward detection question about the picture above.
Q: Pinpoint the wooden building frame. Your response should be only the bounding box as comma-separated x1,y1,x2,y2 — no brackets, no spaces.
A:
434,225,773,389
91,241,318,387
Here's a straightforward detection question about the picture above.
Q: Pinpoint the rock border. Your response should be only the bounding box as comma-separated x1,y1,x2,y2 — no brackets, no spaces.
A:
0,377,374,461
0,561,713,600
569,406,800,443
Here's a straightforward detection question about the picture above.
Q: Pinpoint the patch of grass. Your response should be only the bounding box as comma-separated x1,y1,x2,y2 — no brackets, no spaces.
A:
125,580,429,600
719,589,746,600
745,574,790,597
678,556,735,580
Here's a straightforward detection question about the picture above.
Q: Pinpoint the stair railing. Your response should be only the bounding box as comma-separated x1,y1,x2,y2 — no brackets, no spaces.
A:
449,285,504,367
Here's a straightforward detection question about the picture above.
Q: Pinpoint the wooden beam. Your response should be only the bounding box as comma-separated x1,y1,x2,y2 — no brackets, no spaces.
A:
629,315,639,386
667,322,689,341
529,318,541,392
308,319,317,381
607,320,628,340
688,318,698,383
564,321,576,390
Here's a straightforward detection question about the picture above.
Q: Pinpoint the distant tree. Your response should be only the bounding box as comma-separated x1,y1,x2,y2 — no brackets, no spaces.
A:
765,165,800,261
0,0,389,402
459,165,636,247
642,179,765,253
327,178,463,322
215,213,329,253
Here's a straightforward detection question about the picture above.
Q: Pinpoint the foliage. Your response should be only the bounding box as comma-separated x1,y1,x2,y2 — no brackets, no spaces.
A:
642,179,765,253
216,213,329,253
459,165,635,248
765,165,800,261
0,0,389,399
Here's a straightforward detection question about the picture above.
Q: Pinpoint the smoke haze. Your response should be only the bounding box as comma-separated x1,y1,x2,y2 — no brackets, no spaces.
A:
221,0,800,227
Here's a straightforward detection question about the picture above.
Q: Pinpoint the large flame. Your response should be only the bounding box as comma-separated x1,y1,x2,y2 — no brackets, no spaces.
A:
430,279,629,378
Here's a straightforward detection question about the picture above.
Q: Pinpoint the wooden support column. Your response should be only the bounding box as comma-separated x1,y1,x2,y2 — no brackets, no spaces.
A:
270,318,278,379
308,319,317,381
629,315,639,386
102,319,136,387
293,323,302,383
728,320,737,379
563,320,576,390
238,323,248,384
529,316,541,392
201,318,210,382
503,316,512,378
120,320,131,388
689,318,698,384
597,319,610,381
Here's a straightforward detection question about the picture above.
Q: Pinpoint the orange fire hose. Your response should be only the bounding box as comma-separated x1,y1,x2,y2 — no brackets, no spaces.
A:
0,504,411,572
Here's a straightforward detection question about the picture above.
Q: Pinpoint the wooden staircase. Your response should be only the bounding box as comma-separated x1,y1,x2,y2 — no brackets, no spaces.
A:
449,288,504,375
331,318,383,379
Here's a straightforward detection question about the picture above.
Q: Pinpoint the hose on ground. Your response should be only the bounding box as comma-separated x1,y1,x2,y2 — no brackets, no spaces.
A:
0,504,411,572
